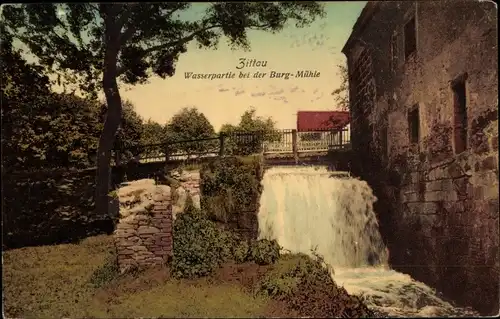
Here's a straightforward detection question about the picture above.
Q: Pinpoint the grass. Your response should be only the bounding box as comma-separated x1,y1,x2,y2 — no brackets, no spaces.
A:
86,279,269,318
2,235,274,318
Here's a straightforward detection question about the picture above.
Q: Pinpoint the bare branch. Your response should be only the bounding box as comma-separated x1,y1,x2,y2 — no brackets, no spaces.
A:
118,5,186,47
116,20,274,76
116,24,221,76
115,5,136,31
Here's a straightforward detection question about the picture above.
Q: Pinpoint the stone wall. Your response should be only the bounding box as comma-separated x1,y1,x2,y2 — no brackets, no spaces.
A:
170,170,201,220
114,180,173,273
2,168,114,249
343,0,498,315
113,171,202,273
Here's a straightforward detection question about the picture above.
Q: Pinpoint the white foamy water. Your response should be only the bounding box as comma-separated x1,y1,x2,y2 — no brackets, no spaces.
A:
257,166,478,317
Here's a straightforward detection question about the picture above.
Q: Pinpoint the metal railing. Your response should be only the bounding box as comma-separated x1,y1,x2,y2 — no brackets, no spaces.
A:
113,128,351,165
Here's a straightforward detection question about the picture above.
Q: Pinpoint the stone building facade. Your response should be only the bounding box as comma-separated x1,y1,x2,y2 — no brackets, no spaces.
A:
342,1,498,315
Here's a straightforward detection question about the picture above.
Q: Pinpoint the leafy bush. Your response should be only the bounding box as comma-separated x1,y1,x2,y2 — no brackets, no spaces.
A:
171,207,234,279
249,239,280,265
200,156,263,225
89,255,119,288
256,252,374,318
256,253,321,299
232,240,250,264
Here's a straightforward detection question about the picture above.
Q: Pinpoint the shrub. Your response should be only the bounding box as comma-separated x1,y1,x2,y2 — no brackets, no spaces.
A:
255,252,373,318
89,255,119,288
171,208,234,279
232,240,250,264
200,156,262,225
256,253,319,299
249,239,280,265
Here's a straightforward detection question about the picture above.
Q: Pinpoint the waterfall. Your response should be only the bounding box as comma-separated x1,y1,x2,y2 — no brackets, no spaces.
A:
257,166,478,317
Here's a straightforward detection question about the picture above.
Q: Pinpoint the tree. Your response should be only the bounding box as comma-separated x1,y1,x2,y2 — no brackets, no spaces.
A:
141,119,168,159
2,2,326,214
166,107,216,156
1,30,145,171
1,31,102,170
220,107,280,155
104,100,145,163
331,63,349,111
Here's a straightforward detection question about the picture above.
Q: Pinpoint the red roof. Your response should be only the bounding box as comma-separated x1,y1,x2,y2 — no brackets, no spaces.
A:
296,111,350,131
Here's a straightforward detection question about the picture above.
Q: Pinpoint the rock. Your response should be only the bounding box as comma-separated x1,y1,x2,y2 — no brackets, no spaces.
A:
191,194,201,209
137,226,160,234
130,245,148,252
171,171,181,179
116,223,136,230
172,187,187,219
117,179,170,218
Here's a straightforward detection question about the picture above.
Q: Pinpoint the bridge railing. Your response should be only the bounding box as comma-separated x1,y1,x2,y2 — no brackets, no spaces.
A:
263,128,351,154
113,128,351,165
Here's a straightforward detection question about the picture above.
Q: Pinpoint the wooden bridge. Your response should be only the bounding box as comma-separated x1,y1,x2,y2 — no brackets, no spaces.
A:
113,128,351,167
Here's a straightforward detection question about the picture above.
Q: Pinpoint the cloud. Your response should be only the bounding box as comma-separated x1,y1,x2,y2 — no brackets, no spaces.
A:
268,89,285,96
313,89,319,94
290,86,299,93
218,88,229,92
272,95,289,104
235,89,245,96
251,92,266,97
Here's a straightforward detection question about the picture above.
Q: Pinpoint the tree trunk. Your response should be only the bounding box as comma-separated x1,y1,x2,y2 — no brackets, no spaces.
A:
95,52,122,216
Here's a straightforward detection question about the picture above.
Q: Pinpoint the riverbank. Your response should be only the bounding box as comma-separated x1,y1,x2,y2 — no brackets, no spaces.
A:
3,234,373,318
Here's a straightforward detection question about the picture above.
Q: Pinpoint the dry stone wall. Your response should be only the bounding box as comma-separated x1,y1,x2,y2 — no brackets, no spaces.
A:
113,171,202,273
114,179,173,273
171,170,201,220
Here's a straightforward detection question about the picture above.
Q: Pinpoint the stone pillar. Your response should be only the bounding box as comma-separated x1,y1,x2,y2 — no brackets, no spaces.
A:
114,181,173,273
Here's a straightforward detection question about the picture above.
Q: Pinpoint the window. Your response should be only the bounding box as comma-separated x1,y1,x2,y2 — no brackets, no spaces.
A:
452,74,468,154
408,105,419,144
391,33,398,71
404,17,417,59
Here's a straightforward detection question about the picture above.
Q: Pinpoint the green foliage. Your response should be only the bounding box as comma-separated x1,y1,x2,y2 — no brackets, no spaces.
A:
183,193,198,215
331,63,349,111
249,239,281,265
2,3,325,94
256,252,373,318
1,169,113,249
89,255,119,288
220,107,281,155
171,209,233,279
112,100,145,162
200,156,262,224
2,2,325,214
1,34,101,170
1,32,145,171
232,240,251,264
141,119,168,157
166,107,217,155
256,253,328,300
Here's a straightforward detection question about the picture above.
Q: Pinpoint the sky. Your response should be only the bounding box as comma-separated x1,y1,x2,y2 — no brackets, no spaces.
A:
119,2,366,130
11,2,366,130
